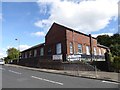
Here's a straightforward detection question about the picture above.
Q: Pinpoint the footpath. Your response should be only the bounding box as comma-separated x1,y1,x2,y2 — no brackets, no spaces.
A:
5,64,120,83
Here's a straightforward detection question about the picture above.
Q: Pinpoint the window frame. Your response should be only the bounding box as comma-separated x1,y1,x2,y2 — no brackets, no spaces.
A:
34,49,37,57
40,47,44,56
56,43,62,54
70,42,73,54
78,43,82,54
86,45,90,55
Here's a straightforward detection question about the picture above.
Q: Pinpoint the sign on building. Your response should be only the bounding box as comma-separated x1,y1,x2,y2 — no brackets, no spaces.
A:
53,55,62,60
67,54,81,61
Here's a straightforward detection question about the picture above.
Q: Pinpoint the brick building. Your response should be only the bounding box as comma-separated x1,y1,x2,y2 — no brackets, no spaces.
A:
21,22,108,62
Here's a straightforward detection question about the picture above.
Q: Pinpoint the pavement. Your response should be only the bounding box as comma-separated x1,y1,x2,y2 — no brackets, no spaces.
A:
4,64,120,83
1,65,119,88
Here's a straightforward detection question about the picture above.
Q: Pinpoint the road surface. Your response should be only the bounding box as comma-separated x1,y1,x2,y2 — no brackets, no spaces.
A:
1,65,119,88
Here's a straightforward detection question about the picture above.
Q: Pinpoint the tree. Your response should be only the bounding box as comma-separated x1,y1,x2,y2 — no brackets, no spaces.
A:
110,44,120,56
97,33,120,72
6,48,20,62
97,35,111,47
97,33,120,56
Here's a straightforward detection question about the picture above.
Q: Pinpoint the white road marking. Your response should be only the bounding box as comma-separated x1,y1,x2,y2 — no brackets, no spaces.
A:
8,70,22,75
102,80,119,85
0,68,6,70
31,76,63,85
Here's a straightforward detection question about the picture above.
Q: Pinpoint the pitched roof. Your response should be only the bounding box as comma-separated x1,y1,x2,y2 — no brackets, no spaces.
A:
21,43,45,52
97,44,109,49
46,22,96,39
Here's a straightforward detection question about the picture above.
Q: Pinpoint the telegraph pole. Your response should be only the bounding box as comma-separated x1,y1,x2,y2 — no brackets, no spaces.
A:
15,38,20,63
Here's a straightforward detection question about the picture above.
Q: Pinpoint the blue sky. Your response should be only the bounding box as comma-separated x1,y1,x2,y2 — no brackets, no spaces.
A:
0,0,119,58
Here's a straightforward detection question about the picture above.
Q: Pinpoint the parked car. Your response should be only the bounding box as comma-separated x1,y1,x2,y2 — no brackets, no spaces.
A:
0,60,5,65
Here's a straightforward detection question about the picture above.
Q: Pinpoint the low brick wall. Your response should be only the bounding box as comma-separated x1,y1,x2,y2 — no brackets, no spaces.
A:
91,61,108,71
18,55,109,71
18,58,96,71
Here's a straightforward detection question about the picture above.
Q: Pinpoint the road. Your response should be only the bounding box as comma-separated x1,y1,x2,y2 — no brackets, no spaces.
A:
1,65,119,88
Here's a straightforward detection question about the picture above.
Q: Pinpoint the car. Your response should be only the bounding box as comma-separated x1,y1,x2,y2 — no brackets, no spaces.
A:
0,60,5,65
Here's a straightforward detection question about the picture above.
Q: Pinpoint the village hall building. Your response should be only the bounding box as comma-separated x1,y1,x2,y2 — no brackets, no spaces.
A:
20,22,108,63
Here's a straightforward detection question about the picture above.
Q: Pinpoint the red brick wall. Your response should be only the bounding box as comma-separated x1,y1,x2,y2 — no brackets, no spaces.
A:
45,23,67,61
66,29,97,55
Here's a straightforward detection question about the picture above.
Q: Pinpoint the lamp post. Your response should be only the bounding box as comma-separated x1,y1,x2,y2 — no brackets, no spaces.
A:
15,38,20,64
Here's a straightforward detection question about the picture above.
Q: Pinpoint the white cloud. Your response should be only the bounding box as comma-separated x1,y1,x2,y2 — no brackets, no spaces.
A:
0,45,31,58
0,48,7,58
19,45,31,51
31,31,45,37
0,53,5,59
92,33,113,38
35,0,118,33
7,45,31,52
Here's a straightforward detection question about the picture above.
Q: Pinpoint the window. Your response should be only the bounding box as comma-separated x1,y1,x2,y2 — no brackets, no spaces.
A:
70,42,73,54
93,47,97,55
78,44,82,54
56,43,62,54
34,49,37,57
21,53,24,58
103,49,106,55
47,48,52,55
29,51,32,57
40,48,44,56
99,48,101,55
86,46,90,55
25,52,27,58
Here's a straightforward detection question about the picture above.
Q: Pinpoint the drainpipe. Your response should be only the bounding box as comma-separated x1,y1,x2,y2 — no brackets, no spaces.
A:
89,34,92,61
73,31,75,54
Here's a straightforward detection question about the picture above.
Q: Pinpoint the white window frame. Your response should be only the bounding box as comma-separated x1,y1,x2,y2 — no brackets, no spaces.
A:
86,46,90,55
70,42,73,54
78,44,82,54
25,52,27,58
56,43,62,54
34,49,37,57
29,51,32,57
99,48,101,55
93,47,97,55
40,48,44,56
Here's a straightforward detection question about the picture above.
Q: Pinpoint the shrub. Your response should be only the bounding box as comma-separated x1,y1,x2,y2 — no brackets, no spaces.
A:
111,56,120,72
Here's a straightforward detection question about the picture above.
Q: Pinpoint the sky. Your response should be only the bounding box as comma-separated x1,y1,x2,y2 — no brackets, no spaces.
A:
0,0,119,58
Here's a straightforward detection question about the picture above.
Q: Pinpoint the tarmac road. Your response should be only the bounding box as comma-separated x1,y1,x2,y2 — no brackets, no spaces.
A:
1,65,119,88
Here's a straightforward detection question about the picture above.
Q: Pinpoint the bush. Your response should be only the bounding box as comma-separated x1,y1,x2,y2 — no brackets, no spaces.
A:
111,56,120,72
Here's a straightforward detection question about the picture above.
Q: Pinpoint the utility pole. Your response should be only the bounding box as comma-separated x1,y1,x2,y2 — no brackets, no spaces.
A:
15,38,20,64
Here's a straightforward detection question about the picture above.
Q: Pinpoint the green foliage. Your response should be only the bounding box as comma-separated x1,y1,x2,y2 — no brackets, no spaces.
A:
110,44,120,56
111,56,120,70
5,47,20,63
97,33,120,57
97,35,111,47
97,34,120,72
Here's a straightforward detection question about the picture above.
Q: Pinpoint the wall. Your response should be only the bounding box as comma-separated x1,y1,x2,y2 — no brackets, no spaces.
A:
66,29,97,55
45,23,67,61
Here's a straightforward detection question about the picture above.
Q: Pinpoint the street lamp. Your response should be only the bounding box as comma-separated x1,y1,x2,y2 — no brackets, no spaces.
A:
15,38,20,64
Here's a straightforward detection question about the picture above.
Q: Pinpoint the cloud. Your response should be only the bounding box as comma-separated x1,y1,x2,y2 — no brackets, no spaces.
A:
0,45,31,58
0,48,7,58
31,31,45,37
19,45,31,51
35,0,118,33
7,45,31,52
92,33,113,38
